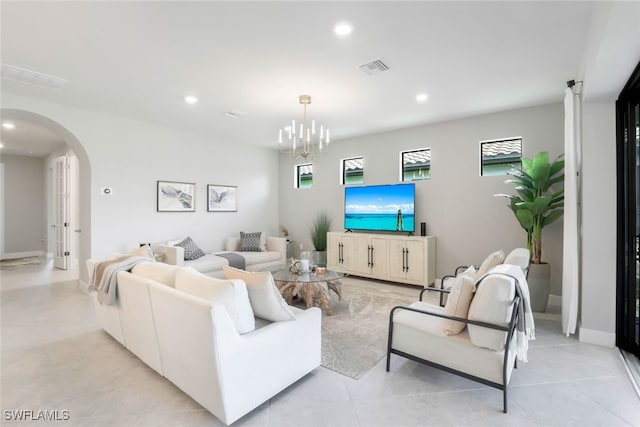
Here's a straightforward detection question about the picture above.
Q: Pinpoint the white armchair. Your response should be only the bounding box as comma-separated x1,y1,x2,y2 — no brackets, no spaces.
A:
433,248,530,306
387,264,532,414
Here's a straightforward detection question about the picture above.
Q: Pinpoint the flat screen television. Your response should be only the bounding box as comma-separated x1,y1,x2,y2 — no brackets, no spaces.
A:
344,183,415,233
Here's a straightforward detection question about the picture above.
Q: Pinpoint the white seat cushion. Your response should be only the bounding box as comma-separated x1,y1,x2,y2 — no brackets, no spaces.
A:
238,251,281,265
185,254,229,273
392,302,515,385
223,267,296,321
175,267,255,334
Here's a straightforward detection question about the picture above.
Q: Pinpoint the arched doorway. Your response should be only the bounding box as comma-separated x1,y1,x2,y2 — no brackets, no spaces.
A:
1,108,91,282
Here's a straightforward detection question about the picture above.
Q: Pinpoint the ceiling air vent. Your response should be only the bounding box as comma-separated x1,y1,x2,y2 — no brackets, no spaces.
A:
358,59,390,76
1,63,69,91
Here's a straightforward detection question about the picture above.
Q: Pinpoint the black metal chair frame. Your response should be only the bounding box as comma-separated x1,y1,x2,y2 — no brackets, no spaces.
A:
435,264,474,306
387,276,522,413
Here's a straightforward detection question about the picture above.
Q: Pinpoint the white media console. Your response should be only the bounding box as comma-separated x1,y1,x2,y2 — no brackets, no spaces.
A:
326,231,436,287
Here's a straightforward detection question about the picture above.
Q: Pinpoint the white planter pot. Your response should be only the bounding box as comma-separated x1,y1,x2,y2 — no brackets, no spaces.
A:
528,263,550,312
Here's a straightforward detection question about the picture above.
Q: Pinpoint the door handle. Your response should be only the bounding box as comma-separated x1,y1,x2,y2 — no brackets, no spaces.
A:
405,248,409,272
74,229,82,233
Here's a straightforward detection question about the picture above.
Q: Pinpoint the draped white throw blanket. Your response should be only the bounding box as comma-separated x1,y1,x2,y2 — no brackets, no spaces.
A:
562,86,581,336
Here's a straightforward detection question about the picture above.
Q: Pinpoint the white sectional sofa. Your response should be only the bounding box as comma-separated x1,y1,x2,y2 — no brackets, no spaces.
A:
156,236,286,278
86,259,321,425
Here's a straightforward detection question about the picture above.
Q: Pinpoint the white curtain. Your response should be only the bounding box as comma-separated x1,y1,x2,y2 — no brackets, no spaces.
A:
562,86,581,336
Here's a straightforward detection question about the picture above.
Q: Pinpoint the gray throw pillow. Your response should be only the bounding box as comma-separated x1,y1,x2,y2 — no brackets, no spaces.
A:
240,231,263,252
174,237,206,260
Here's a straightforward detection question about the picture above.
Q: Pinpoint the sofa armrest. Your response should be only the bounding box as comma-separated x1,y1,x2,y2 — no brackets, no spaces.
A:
265,236,286,263
225,237,241,252
156,244,185,266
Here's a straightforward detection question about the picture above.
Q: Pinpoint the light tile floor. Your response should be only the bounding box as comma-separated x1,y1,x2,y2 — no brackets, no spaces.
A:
1,262,639,426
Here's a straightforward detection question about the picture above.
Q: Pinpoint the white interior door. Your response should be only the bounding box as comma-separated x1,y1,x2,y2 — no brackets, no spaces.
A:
53,156,69,270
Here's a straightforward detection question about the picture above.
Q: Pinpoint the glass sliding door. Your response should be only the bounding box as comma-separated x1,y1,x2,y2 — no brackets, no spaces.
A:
617,61,640,358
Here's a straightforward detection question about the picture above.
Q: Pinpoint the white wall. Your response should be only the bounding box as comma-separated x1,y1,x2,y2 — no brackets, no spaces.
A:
279,103,565,295
2,93,280,282
1,154,46,257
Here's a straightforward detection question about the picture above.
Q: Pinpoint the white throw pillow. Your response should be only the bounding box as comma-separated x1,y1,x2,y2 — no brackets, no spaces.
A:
175,267,255,334
467,272,516,351
223,266,296,321
132,262,179,287
476,250,505,278
442,273,475,335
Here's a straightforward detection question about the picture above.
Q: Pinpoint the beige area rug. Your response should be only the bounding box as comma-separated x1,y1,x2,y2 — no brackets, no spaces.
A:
319,277,419,379
0,256,43,270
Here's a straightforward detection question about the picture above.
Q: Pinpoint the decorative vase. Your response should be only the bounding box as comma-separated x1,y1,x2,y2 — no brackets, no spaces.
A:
312,250,327,268
528,263,550,312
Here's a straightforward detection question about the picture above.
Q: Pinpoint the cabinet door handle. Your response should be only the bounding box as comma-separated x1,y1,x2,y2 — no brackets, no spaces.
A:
370,246,374,268
402,248,406,271
405,248,409,272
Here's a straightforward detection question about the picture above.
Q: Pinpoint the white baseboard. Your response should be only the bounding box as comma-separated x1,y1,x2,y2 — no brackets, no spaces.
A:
1,250,44,260
548,294,561,307
579,326,616,347
78,280,91,294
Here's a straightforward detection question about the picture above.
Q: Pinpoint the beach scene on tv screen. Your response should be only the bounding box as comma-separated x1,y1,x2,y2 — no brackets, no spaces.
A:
345,184,415,232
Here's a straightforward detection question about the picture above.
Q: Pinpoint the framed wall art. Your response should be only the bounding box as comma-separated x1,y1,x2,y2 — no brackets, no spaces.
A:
157,181,196,212
208,185,237,212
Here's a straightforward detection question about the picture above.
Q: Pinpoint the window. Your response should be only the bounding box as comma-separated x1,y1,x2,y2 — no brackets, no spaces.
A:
295,163,313,188
480,137,522,176
401,148,431,181
341,157,364,185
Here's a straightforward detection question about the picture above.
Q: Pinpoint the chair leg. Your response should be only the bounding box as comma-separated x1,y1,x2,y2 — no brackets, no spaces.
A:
503,387,508,413
386,351,391,372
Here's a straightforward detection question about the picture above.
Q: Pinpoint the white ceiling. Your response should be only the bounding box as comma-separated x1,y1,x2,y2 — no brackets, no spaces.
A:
0,1,637,157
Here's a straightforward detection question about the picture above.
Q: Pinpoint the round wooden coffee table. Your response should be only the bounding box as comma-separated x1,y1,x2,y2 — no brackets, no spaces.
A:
266,267,345,315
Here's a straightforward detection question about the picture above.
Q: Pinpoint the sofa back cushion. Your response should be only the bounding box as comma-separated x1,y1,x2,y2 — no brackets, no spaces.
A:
132,262,180,287
467,271,516,351
476,250,505,278
504,248,530,275
223,267,296,321
175,267,255,334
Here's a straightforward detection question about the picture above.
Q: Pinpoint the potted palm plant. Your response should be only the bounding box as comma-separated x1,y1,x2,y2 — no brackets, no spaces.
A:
310,210,332,267
495,151,564,311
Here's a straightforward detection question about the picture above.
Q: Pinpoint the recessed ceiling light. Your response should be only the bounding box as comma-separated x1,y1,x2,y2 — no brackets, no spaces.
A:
184,95,198,104
2,122,16,129
416,93,429,103
334,22,353,37
0,143,4,148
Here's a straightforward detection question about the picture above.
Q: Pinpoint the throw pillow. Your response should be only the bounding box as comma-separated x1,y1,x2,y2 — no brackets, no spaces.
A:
442,273,475,335
476,250,505,278
175,267,255,334
174,237,206,260
132,244,154,259
239,231,263,252
223,266,296,321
